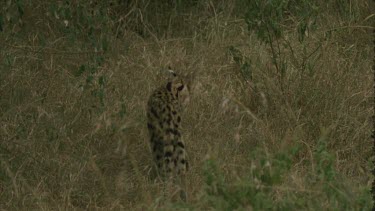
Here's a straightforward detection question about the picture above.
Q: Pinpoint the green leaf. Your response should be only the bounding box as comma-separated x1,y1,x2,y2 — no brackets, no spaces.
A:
86,75,94,84
75,64,86,77
98,75,106,86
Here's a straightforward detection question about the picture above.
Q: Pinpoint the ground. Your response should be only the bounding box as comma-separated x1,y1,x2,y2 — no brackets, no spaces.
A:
0,1,373,210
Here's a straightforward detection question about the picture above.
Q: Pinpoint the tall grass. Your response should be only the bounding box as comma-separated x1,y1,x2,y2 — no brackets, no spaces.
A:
0,0,373,209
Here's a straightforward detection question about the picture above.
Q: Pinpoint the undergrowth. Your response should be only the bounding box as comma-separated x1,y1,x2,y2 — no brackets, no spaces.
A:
0,0,373,210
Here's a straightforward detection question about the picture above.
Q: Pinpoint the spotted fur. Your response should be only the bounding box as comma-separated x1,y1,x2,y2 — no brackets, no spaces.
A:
146,70,190,200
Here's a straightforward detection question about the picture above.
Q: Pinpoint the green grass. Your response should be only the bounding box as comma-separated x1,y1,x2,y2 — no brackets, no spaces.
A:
0,0,373,210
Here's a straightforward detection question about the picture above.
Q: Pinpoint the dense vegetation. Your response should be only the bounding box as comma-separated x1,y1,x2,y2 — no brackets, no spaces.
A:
1,0,373,210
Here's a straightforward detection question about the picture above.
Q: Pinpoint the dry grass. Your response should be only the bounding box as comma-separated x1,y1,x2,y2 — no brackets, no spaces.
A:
0,1,373,210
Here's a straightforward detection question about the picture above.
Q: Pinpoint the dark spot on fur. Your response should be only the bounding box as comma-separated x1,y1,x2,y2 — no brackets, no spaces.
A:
156,155,162,160
165,159,171,165
172,110,177,115
176,131,181,137
177,85,184,91
152,145,158,152
164,151,173,157
147,123,154,130
166,129,180,137
177,142,185,149
180,159,186,164
166,82,172,91
177,116,181,122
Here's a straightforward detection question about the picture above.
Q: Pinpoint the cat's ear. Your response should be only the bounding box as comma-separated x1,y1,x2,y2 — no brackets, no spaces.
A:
162,66,177,79
167,66,177,77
